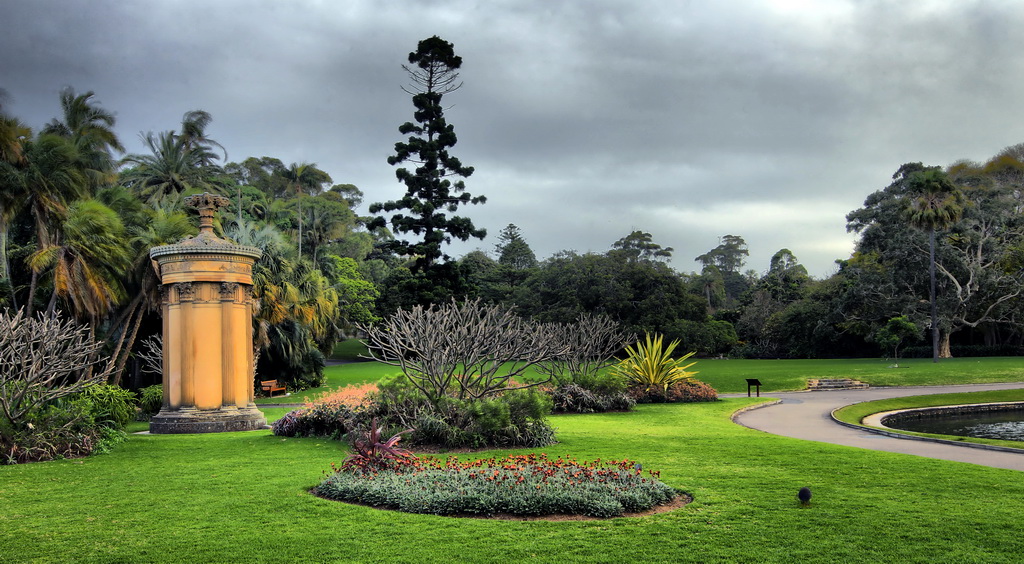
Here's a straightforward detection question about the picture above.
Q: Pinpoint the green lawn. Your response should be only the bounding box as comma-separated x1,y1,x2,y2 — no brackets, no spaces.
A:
4,397,1024,562
254,361,396,405
833,388,1024,451
258,355,1024,404
695,356,1024,392
329,338,370,361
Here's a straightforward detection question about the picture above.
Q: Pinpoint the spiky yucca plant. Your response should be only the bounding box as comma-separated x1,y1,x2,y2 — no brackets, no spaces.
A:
613,333,698,393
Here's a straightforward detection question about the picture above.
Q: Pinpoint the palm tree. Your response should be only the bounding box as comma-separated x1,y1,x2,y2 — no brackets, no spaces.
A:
42,87,124,190
28,198,131,325
28,198,131,380
19,134,89,314
0,113,31,289
904,168,965,362
228,219,340,387
282,162,330,258
121,130,220,205
303,196,356,264
0,113,30,167
102,204,195,383
179,110,227,167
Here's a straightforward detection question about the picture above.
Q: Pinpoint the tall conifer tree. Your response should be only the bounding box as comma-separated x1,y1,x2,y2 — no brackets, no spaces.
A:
370,36,485,273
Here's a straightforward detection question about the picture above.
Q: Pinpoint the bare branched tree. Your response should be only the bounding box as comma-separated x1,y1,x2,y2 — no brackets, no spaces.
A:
0,309,112,445
536,313,635,386
137,334,163,376
358,299,569,406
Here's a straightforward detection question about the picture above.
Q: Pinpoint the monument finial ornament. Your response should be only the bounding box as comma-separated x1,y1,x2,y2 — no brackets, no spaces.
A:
184,192,231,235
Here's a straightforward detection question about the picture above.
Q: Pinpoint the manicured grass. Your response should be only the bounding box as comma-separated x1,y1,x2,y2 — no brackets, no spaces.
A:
254,362,401,405
258,356,1024,403
5,401,1024,562
695,356,1024,393
833,389,1024,450
259,407,294,424
329,338,370,361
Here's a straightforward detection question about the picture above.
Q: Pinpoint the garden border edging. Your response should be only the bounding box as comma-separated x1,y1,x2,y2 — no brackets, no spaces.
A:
830,402,1024,455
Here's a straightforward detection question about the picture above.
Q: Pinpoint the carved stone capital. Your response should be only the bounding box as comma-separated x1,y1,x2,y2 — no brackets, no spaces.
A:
220,282,240,300
176,282,195,301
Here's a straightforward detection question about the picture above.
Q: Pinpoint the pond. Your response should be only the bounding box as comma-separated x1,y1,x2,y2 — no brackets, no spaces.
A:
885,407,1024,441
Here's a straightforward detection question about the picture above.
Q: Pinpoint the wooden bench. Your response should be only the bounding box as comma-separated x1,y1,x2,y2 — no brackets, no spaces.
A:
260,379,286,398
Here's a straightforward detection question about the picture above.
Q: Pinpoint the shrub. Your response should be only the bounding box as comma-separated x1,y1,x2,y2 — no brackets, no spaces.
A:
315,453,679,518
270,409,306,437
359,302,640,446
341,417,414,471
3,426,97,465
629,380,719,404
550,383,636,414
0,309,113,448
271,383,380,439
273,377,557,449
82,384,137,430
3,389,131,464
613,333,698,392
137,385,163,420
363,375,556,449
310,383,377,409
91,427,128,455
573,370,628,395
271,401,357,440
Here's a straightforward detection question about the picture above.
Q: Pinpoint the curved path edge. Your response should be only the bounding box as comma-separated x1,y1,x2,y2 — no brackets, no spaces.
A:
731,382,1024,472
829,405,1024,455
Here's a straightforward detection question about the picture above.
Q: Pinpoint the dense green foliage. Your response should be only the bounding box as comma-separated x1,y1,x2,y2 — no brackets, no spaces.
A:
136,384,163,420
275,374,557,449
550,383,636,414
628,380,719,404
369,35,484,281
1,88,379,392
4,383,134,464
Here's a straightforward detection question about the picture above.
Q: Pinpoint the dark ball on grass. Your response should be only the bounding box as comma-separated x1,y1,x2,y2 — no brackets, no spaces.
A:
798,487,812,505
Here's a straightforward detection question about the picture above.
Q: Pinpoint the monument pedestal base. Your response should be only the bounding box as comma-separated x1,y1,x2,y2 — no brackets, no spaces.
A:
149,406,267,434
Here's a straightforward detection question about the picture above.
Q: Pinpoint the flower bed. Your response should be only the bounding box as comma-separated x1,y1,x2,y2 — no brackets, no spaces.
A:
314,453,680,518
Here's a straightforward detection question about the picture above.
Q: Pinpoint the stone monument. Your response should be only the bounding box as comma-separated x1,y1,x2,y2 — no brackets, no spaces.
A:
148,193,266,433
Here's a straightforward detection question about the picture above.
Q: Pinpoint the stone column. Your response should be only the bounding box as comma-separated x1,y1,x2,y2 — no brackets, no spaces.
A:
148,193,266,434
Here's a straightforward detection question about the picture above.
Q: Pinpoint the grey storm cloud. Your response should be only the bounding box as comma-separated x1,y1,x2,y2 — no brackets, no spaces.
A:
5,0,1024,277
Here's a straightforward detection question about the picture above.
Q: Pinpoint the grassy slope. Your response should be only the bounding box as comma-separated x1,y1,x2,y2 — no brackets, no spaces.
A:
4,399,1024,562
329,339,370,361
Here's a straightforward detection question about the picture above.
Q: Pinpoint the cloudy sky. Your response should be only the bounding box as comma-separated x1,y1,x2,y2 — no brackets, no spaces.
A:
5,0,1024,278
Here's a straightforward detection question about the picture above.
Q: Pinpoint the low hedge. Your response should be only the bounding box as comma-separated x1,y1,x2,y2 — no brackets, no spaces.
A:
628,380,719,404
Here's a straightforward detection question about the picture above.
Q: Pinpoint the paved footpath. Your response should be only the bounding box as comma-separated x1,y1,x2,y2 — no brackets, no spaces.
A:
731,382,1024,472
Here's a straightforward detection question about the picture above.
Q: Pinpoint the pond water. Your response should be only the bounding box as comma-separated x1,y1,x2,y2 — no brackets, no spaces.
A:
887,410,1024,441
